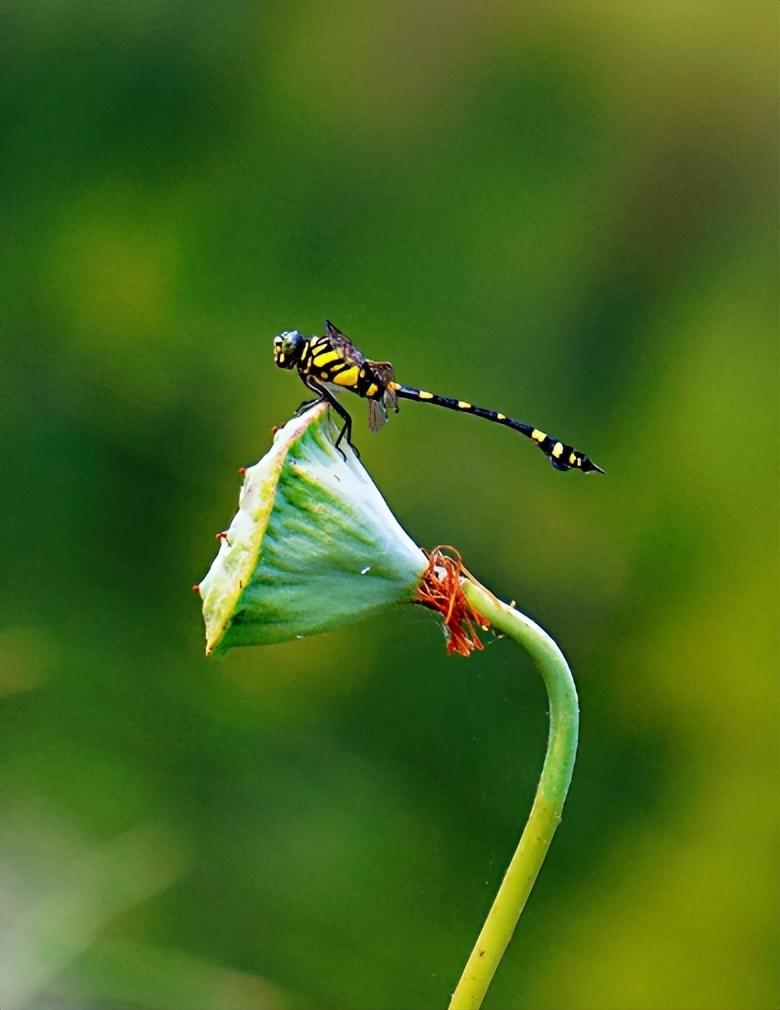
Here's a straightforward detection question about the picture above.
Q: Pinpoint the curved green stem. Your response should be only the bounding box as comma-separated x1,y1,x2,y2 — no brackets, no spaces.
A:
447,578,579,1010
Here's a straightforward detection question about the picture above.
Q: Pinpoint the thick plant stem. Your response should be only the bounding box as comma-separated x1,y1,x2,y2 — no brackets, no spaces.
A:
447,578,579,1010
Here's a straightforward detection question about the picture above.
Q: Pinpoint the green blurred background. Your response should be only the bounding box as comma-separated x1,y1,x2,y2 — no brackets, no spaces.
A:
2,3,777,1008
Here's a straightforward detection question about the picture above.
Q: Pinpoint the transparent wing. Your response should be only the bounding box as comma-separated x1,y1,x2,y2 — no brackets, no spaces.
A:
367,399,388,432
324,320,365,366
366,360,397,412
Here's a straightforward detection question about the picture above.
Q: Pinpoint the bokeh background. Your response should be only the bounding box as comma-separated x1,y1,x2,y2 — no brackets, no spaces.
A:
2,3,777,1009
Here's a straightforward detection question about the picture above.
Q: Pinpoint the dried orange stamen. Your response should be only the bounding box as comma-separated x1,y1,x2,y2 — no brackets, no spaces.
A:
416,545,490,656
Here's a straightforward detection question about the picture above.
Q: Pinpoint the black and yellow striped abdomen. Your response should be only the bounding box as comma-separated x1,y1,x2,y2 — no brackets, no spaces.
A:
390,383,604,473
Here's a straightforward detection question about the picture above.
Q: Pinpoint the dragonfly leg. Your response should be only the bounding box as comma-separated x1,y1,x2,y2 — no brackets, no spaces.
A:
294,396,322,416
301,375,360,460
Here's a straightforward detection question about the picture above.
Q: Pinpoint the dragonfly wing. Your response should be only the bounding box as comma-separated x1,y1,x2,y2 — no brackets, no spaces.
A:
366,360,398,412
324,320,365,366
367,398,388,432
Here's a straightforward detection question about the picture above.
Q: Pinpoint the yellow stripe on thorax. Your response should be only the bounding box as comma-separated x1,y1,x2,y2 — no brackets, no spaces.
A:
312,349,342,368
331,365,360,387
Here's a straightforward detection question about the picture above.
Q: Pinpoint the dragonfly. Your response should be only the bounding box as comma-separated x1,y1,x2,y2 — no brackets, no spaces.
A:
273,320,604,473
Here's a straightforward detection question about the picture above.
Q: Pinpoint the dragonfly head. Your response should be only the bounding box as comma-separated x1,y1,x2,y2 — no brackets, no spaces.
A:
273,330,306,369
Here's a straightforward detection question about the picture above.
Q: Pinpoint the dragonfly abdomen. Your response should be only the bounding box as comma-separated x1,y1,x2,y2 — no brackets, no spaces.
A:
392,383,603,474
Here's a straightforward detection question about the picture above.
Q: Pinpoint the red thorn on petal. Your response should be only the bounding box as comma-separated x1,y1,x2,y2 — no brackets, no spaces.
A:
192,583,201,593
238,466,247,476
216,531,228,542
270,425,280,436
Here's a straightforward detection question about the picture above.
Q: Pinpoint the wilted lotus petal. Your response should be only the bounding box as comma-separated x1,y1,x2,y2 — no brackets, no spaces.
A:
196,403,428,654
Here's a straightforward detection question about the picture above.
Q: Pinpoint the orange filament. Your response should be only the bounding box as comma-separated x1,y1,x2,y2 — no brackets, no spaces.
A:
416,546,490,657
